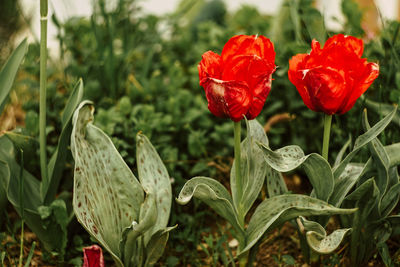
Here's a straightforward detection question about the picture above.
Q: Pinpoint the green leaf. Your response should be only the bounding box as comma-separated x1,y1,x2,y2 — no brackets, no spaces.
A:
346,178,380,264
258,143,334,201
300,216,351,254
334,137,351,168
333,106,397,179
71,101,144,265
176,177,244,239
380,181,400,218
362,110,391,196
0,138,67,254
241,194,356,254
136,133,172,243
45,79,84,203
385,143,400,167
0,136,41,212
61,79,85,126
364,98,400,127
329,163,366,207
4,132,38,158
0,39,28,114
231,119,268,218
122,194,157,265
387,215,400,236
0,160,9,224
37,199,69,258
144,226,177,267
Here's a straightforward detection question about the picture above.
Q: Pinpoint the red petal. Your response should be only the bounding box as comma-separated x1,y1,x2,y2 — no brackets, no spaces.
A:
303,67,347,115
339,62,379,114
288,54,316,111
222,54,275,87
222,54,275,119
324,34,364,57
83,245,105,267
202,78,250,122
246,75,272,119
221,35,275,65
198,51,222,85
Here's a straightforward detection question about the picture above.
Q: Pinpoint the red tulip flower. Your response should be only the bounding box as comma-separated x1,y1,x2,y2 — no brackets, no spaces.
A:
198,35,276,122
288,34,379,115
83,245,105,267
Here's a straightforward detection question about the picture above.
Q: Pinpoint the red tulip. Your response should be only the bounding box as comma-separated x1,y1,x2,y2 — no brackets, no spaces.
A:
83,245,104,267
288,34,379,115
198,35,276,122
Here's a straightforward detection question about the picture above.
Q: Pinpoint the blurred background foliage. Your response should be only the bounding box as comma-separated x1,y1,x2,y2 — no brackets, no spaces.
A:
1,0,400,265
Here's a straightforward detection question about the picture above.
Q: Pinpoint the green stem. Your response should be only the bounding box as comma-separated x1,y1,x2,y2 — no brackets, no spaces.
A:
322,114,332,161
18,221,24,267
18,150,24,267
234,121,242,210
234,121,248,267
39,0,48,192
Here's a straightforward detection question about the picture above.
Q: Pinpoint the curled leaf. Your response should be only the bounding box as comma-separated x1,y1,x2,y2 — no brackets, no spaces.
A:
177,177,244,238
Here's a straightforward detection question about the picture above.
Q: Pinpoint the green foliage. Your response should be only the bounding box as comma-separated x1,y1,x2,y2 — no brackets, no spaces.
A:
0,79,84,259
338,109,400,265
178,119,355,262
2,0,400,264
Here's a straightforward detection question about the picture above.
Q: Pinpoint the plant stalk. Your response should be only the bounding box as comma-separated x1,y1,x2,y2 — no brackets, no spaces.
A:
18,150,24,267
322,114,332,161
39,0,48,190
234,121,242,212
18,222,24,267
234,121,248,267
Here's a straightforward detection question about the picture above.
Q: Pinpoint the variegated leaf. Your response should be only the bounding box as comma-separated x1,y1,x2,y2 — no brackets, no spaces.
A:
71,101,144,265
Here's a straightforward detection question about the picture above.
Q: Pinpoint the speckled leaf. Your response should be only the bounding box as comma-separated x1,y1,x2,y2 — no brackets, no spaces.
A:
71,101,144,265
329,163,365,207
299,216,325,235
266,165,287,197
258,143,333,201
333,107,397,180
231,119,268,218
306,228,351,254
177,177,244,238
136,133,172,242
258,144,305,172
240,195,356,254
144,226,177,267
299,216,351,254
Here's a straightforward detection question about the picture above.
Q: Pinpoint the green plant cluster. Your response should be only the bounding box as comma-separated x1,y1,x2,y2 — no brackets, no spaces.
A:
1,0,400,266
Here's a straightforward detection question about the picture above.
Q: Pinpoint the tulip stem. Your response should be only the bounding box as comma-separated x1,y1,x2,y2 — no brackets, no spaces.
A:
39,0,49,198
233,121,243,215
322,114,332,161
